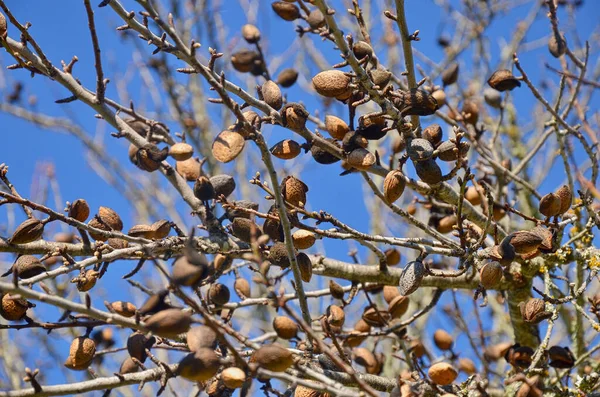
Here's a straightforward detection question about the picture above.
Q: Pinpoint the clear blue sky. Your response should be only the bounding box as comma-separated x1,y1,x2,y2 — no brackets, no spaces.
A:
0,0,598,394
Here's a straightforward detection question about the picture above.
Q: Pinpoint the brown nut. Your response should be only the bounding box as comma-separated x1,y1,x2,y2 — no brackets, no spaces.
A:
212,130,245,163
312,70,351,98
433,329,454,351
383,170,406,204
178,348,221,382
169,142,194,161
271,139,302,160
250,343,294,372
273,316,298,340
428,362,458,385
519,298,552,324
487,69,521,91
65,337,96,371
262,80,283,110
144,309,192,338
8,218,44,245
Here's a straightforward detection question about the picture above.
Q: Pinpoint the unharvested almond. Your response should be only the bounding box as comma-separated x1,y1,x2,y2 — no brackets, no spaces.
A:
251,344,294,372
433,329,454,350
176,158,202,181
325,115,350,139
69,199,90,222
169,142,194,161
428,362,458,385
262,80,283,110
178,348,221,382
555,185,572,214
65,337,96,371
282,176,308,207
107,301,137,317
222,367,246,389
271,139,301,160
297,252,313,282
347,148,376,170
312,70,351,98
234,278,251,298
383,170,406,204
273,316,298,339
8,218,44,245
187,325,218,352
212,130,245,163
144,308,192,338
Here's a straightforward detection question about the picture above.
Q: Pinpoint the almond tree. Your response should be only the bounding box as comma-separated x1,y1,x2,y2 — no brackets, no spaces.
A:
0,0,598,396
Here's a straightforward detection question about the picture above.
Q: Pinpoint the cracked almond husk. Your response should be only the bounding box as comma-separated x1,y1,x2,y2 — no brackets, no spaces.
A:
326,304,345,328
169,142,194,161
135,145,168,172
408,138,434,162
68,199,90,222
519,298,552,324
271,139,301,160
108,301,137,317
458,358,477,375
208,283,230,306
487,69,521,91
510,231,543,254
13,255,45,279
352,347,378,374
178,348,221,382
312,70,351,98
392,89,439,116
347,148,376,170
187,325,218,352
119,357,139,374
548,346,575,368
352,40,373,59
193,176,216,201
385,248,401,266
128,224,154,239
361,306,391,327
250,344,294,372
0,293,31,321
0,12,7,39
98,206,123,231
383,286,400,304
72,269,100,292
327,280,345,301
281,103,309,132
436,140,470,162
505,344,534,368
539,192,562,217
422,124,443,148
212,130,245,163
150,219,170,239
64,337,96,371
8,218,44,245
273,316,298,339
295,386,330,397
281,176,308,207
144,308,192,338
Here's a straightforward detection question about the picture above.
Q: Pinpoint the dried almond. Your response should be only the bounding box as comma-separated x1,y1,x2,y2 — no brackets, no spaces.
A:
251,344,294,372
271,139,301,160
312,70,351,98
262,80,283,110
428,362,457,385
212,130,245,163
169,142,194,161
383,170,406,204
144,308,192,338
325,115,350,140
178,348,221,382
8,218,44,245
